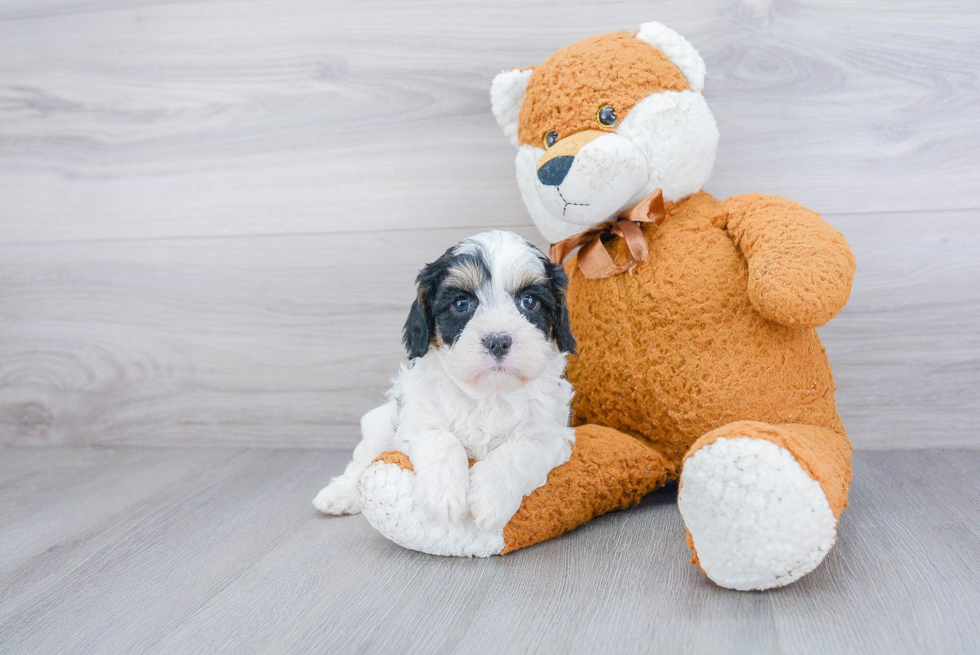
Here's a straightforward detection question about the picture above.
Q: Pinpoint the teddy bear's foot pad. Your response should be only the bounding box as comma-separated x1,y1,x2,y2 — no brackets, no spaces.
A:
678,436,837,591
357,456,505,557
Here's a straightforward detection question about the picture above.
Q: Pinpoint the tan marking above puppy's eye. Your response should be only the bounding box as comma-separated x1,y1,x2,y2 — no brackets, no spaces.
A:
543,130,559,148
597,105,617,127
445,260,486,291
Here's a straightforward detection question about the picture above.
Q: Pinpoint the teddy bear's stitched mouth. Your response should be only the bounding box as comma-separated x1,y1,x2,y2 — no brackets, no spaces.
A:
555,187,589,216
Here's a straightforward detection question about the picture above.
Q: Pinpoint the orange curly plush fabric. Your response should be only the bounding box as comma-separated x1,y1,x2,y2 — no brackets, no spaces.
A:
517,31,689,147
718,194,856,328
565,191,855,472
560,191,856,583
374,451,414,471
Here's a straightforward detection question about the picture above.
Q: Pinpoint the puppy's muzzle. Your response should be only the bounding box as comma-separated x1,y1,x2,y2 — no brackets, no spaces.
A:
482,333,512,361
535,129,606,186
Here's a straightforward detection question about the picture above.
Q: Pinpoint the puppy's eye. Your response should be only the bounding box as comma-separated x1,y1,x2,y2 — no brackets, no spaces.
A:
452,298,472,313
519,294,540,311
597,105,617,127
543,131,558,148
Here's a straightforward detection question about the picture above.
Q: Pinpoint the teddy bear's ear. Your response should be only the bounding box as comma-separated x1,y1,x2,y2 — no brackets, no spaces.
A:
490,68,534,148
635,22,706,93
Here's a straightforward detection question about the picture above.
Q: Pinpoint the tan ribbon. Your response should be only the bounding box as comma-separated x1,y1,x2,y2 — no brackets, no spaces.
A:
549,188,666,280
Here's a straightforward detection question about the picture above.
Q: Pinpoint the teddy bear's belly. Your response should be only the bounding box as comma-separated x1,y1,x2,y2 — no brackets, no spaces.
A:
564,199,844,469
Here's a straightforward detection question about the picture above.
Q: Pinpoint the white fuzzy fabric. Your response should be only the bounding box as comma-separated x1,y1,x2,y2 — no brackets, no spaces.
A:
635,22,706,93
491,68,533,148
534,133,649,228
358,460,506,557
678,437,838,591
616,91,719,205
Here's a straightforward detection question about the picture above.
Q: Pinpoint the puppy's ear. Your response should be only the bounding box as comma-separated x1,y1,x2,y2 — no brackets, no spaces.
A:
402,250,453,359
490,67,533,148
402,297,431,360
545,260,577,355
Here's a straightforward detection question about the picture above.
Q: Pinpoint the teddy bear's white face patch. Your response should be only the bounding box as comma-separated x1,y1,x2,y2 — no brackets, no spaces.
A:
532,132,648,228
617,90,719,208
513,90,719,243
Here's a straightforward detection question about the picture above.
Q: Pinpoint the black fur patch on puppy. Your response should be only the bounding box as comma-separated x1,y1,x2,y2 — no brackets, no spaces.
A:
431,284,477,347
403,247,451,360
403,250,488,358
538,255,576,355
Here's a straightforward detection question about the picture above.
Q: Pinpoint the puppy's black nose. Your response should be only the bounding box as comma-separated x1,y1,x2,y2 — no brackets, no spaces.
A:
482,333,512,360
537,156,574,187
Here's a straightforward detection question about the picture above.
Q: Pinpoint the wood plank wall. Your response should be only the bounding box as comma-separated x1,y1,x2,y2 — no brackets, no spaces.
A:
1,0,978,448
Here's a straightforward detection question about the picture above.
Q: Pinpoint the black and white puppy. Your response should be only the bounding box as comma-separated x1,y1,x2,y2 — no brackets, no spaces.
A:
313,230,577,531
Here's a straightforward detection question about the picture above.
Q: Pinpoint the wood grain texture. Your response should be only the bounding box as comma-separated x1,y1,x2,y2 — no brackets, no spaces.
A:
0,225,528,448
0,446,978,653
0,0,978,244
2,211,978,449
0,0,978,448
822,210,980,448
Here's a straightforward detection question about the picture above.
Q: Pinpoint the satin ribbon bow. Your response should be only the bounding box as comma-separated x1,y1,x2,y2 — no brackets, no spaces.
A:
549,189,666,280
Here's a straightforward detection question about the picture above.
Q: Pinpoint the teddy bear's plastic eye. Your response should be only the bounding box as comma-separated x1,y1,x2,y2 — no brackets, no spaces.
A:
597,105,617,126
544,131,558,148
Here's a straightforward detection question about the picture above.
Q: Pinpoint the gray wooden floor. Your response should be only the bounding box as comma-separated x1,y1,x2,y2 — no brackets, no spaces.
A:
1,447,978,654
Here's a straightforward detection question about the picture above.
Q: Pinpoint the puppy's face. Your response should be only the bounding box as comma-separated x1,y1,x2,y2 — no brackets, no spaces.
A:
403,230,575,391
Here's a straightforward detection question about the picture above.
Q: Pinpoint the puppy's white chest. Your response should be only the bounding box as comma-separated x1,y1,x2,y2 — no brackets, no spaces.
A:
447,394,529,460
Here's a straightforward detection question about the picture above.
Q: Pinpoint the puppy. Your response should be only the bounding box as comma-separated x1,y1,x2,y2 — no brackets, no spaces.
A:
313,230,577,531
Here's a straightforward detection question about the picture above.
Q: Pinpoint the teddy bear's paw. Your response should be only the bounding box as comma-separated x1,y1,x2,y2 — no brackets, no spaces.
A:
357,458,505,557
312,476,361,515
678,436,837,591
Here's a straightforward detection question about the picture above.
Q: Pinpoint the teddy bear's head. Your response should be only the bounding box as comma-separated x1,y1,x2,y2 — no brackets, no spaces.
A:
491,22,719,243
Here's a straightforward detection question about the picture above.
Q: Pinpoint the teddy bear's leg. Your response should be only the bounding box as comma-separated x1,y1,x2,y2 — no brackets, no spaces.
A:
500,424,672,553
357,424,672,556
677,421,852,591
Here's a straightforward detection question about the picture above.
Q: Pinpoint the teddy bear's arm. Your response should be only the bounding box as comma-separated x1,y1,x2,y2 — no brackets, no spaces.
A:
715,193,856,328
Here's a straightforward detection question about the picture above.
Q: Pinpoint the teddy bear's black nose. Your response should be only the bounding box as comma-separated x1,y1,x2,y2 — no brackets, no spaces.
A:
537,156,574,187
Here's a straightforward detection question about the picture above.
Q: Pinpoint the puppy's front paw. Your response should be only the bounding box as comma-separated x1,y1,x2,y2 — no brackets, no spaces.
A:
313,478,361,515
415,463,469,525
468,462,523,532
